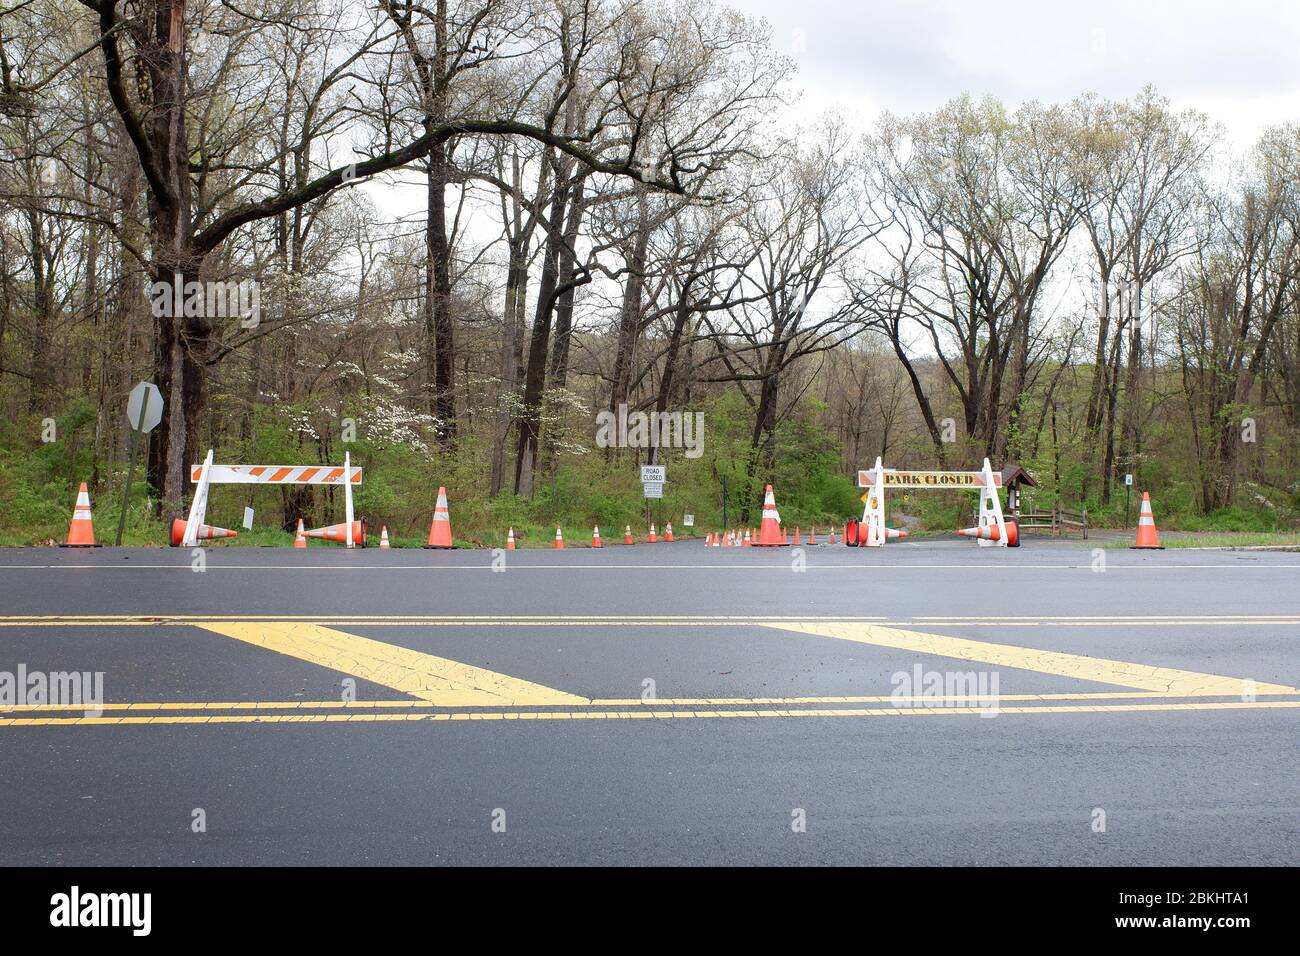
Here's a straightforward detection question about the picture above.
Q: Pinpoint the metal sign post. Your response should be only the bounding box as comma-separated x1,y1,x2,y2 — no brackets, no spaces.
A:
116,382,163,546
1124,473,1133,528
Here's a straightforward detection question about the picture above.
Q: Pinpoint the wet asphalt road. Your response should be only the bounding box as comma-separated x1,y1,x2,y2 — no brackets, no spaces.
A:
0,539,1296,865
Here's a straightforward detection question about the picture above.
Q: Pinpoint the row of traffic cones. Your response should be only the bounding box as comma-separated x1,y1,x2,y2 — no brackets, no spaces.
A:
702,486,839,548
52,482,1171,551
500,523,681,549
703,525,840,547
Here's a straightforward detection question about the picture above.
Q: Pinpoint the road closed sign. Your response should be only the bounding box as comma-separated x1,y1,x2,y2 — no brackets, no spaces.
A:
640,465,666,483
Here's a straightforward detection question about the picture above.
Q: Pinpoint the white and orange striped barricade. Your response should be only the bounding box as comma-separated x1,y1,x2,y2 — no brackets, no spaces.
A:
184,450,363,548
855,456,1013,549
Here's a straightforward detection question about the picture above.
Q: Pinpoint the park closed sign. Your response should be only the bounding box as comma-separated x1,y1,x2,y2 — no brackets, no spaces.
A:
857,469,1003,489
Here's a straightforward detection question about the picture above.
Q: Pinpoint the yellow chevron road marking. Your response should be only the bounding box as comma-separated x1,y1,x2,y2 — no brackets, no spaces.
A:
194,621,587,707
766,622,1298,696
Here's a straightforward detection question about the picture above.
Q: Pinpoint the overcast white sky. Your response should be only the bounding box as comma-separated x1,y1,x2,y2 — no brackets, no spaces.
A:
737,0,1300,146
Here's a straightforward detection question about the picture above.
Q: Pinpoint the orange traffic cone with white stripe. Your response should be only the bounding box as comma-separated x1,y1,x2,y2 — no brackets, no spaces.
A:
664,522,673,542
956,521,1017,546
623,524,634,545
379,526,391,549
60,483,100,547
754,484,787,546
647,523,658,543
306,519,368,546
742,529,752,546
554,527,565,549
808,526,816,545
884,526,908,541
293,518,307,548
591,525,602,548
1131,492,1164,549
169,518,237,547
424,486,453,549
506,527,516,550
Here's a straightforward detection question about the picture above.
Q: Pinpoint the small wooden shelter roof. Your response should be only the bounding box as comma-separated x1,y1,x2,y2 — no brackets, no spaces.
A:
1000,464,1037,488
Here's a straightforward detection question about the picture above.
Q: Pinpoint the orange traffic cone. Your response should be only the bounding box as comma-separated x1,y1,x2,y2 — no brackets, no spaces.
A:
754,485,787,546
808,527,817,545
60,483,100,547
665,522,674,542
623,525,634,545
424,486,453,549
792,527,801,545
379,526,391,549
956,521,1018,546
506,527,516,550
554,527,565,549
293,518,307,549
591,525,602,548
169,518,237,547
1131,492,1164,549
647,523,658,543
306,519,368,547
742,529,752,546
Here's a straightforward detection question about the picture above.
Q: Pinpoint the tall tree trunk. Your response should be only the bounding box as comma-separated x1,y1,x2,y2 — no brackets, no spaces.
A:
1117,290,1143,479
489,242,527,497
425,137,456,444
132,0,197,513
546,174,586,391
607,188,649,425
1099,325,1125,505
24,204,52,412
513,158,569,494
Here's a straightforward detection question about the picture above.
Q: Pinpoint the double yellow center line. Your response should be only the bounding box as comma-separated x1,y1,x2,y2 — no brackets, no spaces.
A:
1,615,1295,727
